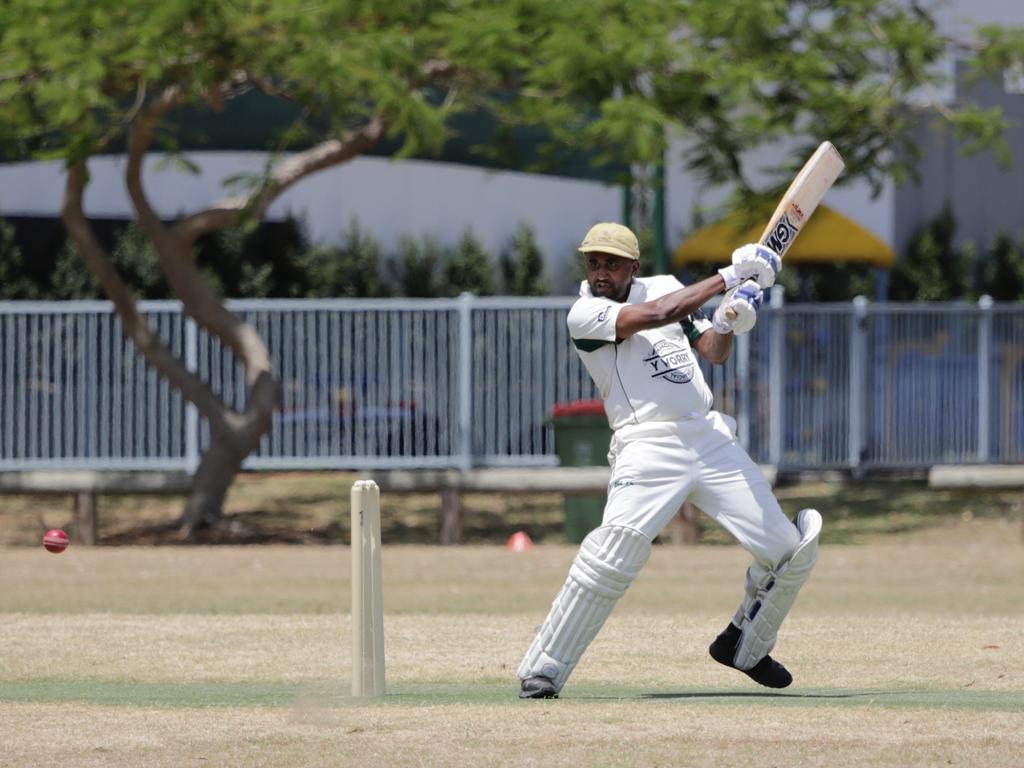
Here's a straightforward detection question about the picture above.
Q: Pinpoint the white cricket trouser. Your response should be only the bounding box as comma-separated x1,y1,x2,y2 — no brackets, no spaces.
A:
517,410,799,690
605,410,798,565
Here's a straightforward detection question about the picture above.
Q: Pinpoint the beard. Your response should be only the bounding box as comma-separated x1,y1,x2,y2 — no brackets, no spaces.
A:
590,279,628,302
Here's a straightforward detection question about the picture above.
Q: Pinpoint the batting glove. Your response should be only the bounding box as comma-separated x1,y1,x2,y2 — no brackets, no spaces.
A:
718,243,781,290
713,281,763,335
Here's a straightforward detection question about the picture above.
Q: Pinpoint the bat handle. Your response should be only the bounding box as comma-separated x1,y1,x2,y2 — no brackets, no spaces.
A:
722,286,738,321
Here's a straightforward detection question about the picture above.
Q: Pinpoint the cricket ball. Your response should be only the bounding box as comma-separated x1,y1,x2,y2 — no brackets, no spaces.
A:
43,529,69,554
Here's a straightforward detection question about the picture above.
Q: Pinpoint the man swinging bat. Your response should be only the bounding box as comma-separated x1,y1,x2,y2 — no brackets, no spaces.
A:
516,222,822,699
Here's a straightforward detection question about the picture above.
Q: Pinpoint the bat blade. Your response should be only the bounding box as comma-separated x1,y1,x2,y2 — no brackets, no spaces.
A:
724,141,845,320
757,140,845,258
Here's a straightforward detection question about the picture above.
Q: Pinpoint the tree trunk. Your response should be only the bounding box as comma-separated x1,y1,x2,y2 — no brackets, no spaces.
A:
180,431,247,534
179,372,277,534
62,101,383,541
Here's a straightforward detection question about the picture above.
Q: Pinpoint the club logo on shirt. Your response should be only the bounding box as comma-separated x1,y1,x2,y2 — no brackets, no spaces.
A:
644,340,694,384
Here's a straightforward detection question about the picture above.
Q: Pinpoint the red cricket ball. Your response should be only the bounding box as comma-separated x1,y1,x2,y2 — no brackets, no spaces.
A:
43,529,69,554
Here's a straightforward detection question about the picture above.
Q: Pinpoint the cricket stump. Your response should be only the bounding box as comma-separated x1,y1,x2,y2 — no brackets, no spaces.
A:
351,480,385,697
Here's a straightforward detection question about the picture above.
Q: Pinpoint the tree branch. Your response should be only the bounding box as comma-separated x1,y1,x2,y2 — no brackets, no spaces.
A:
125,86,183,246
61,163,232,432
124,86,276,412
123,92,384,444
173,115,386,245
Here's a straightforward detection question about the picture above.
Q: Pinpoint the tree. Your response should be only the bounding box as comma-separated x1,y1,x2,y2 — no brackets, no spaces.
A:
193,217,309,298
485,1,1024,201
0,0,501,534
774,262,877,302
0,219,39,299
445,229,495,296
102,224,171,299
976,232,1024,301
501,223,547,295
890,206,971,301
393,235,446,298
4,0,1024,534
297,219,391,299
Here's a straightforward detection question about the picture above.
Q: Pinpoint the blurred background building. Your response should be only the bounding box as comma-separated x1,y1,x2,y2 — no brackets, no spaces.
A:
0,0,1022,296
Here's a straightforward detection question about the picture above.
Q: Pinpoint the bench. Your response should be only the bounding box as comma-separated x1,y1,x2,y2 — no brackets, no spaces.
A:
1,465,780,546
0,470,193,545
0,467,611,546
928,464,1024,489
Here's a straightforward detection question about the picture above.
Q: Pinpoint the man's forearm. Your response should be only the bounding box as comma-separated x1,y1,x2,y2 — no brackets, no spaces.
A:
696,328,733,364
650,275,726,325
616,275,725,338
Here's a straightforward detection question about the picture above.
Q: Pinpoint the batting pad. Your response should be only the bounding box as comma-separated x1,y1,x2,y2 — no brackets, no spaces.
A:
517,525,652,691
732,508,822,671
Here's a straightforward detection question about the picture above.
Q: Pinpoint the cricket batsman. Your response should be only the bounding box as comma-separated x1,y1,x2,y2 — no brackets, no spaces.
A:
517,222,822,699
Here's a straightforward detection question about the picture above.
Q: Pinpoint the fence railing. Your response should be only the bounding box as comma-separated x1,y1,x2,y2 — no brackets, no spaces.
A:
0,295,1021,472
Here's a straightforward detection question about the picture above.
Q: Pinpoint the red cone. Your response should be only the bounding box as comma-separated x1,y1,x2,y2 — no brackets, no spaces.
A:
506,530,533,552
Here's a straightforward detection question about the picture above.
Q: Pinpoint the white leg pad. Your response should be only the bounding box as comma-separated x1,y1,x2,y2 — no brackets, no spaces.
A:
517,525,652,691
732,508,822,670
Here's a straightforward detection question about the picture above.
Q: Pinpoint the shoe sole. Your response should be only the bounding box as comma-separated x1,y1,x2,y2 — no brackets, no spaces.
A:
709,644,792,689
518,689,558,699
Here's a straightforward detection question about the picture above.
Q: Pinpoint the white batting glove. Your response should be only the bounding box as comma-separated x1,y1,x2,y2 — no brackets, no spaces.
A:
712,281,763,335
718,243,781,290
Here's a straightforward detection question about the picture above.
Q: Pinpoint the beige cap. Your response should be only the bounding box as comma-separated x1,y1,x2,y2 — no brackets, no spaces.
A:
578,222,640,260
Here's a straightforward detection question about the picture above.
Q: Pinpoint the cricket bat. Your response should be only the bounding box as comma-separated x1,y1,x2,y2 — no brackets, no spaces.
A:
725,140,845,319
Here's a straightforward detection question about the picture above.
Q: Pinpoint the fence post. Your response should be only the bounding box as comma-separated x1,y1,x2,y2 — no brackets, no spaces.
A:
457,292,474,472
184,315,200,472
977,295,993,463
849,296,869,470
768,287,785,468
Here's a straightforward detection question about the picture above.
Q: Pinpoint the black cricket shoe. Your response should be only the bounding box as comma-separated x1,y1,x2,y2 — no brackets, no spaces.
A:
519,676,558,699
708,623,793,689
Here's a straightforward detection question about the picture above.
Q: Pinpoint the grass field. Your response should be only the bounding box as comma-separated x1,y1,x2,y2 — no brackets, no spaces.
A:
2,509,1023,767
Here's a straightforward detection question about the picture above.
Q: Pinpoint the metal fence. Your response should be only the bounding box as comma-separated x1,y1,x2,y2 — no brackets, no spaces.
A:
0,295,1021,472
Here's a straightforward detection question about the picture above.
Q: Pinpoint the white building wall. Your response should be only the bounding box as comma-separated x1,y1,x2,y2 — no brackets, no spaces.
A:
940,0,1024,30
0,153,621,294
2,0,1020,290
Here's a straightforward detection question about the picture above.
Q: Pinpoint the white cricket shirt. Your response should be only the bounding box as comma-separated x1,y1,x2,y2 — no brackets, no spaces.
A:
567,275,714,430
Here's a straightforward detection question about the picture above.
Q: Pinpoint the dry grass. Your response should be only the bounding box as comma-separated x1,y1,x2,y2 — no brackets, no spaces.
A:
2,613,1021,692
2,514,1021,615
3,703,1023,768
1,518,1023,767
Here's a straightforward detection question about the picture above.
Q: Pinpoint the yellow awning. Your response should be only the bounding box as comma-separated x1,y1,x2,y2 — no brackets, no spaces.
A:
674,204,894,268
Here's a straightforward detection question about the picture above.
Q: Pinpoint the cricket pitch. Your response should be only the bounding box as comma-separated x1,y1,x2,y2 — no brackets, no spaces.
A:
1,516,1022,767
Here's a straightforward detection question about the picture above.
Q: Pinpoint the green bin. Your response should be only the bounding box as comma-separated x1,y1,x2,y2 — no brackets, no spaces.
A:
552,400,612,544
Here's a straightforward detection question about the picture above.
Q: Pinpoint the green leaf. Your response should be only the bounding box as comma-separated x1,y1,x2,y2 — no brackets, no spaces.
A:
153,153,202,175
